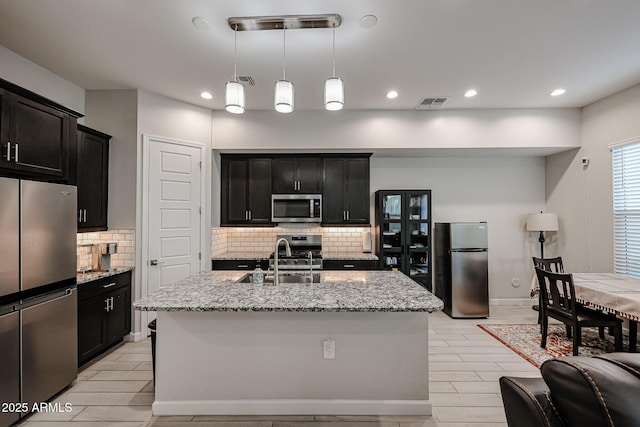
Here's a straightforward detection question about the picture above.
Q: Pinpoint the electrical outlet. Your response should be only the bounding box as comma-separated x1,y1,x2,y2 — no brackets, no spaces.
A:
323,339,335,359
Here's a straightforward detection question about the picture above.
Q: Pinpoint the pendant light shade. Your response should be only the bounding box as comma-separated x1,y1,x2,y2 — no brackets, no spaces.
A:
275,80,294,113
225,24,246,114
225,80,245,114
275,27,294,113
324,24,344,111
324,77,344,111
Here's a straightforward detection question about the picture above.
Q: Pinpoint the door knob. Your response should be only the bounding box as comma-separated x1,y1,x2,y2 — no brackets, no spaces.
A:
150,259,165,266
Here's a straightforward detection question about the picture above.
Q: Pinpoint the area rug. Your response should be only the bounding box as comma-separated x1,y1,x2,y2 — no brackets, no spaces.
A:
478,323,627,368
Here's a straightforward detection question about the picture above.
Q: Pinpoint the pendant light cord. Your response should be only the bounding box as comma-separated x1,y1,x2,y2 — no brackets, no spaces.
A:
332,24,336,78
282,26,287,80
233,24,238,81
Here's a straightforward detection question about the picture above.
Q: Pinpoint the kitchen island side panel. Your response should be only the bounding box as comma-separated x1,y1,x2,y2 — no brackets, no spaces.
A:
153,310,431,415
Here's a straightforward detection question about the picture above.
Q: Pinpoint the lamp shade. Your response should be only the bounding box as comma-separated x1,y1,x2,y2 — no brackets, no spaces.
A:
225,81,245,114
526,213,559,232
275,80,294,113
324,77,344,111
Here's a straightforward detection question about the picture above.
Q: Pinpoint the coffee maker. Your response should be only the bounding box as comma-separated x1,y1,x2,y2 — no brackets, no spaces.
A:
92,242,118,271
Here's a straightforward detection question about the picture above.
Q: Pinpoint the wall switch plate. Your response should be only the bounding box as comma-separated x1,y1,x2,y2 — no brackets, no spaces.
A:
323,339,335,359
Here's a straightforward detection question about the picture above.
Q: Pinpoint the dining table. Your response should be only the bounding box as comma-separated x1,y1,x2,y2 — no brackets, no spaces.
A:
571,273,640,353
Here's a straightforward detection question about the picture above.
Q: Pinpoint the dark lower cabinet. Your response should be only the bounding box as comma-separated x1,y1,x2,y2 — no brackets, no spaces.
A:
78,271,131,366
212,259,269,270
322,259,378,270
77,125,110,231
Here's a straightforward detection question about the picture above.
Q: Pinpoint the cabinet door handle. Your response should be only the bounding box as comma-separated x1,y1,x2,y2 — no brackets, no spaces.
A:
248,210,252,220
110,296,114,311
343,264,355,268
105,298,110,312
346,210,350,221
5,142,10,161
343,211,346,220
237,264,249,268
83,209,87,223
78,209,82,222
14,144,18,163
103,282,117,289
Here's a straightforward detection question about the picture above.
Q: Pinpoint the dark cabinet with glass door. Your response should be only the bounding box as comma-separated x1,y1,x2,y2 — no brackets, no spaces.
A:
375,190,432,290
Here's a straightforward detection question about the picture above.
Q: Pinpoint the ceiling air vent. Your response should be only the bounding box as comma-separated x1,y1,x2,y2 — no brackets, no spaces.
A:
416,97,448,110
238,76,255,86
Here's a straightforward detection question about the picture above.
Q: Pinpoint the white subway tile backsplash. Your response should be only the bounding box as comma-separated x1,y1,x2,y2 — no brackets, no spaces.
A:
76,229,135,270
212,225,370,254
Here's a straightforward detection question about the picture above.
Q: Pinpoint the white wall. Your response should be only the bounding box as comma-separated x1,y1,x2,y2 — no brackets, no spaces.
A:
212,109,581,152
85,90,139,229
547,83,640,273
0,45,85,114
371,157,545,300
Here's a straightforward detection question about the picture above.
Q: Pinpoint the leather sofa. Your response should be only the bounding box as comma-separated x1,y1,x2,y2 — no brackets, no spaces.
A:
500,353,640,427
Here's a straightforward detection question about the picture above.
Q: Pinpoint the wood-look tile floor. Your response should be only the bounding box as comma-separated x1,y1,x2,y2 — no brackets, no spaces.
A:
17,306,540,427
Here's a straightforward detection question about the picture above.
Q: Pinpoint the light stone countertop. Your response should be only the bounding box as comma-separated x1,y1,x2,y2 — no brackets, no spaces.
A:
77,267,134,285
212,251,378,261
133,270,443,313
211,251,272,260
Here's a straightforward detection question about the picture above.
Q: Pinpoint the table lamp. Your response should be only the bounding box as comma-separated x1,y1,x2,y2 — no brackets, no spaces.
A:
527,212,559,259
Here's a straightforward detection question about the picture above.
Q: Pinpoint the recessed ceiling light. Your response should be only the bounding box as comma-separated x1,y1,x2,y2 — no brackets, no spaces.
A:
360,15,378,29
192,16,211,30
464,89,478,98
550,88,566,97
200,91,213,100
386,90,398,99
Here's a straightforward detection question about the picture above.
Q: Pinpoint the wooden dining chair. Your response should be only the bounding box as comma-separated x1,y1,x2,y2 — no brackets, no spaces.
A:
532,257,564,330
535,267,623,356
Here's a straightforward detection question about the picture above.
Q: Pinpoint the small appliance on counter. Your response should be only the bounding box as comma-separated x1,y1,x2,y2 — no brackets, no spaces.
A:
362,230,372,253
92,242,118,272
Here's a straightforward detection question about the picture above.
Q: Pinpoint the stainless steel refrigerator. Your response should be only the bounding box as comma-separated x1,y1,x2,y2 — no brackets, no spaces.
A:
0,178,77,427
434,222,489,318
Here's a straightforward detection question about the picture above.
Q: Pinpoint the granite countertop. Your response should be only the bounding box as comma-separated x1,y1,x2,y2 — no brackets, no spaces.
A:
323,252,379,260
212,251,272,260
212,251,378,261
77,267,135,284
133,270,443,313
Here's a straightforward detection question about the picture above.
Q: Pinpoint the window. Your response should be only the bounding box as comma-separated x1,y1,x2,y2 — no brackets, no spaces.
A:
612,139,640,277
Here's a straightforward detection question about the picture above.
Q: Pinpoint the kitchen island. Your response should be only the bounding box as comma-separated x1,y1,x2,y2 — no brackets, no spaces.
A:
134,270,443,416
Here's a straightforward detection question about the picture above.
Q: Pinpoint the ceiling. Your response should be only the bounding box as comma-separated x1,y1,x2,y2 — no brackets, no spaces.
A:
1,0,640,112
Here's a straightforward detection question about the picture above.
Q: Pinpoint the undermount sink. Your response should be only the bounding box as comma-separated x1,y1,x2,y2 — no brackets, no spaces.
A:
236,272,321,284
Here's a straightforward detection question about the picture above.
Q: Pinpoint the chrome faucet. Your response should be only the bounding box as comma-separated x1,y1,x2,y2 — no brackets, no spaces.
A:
274,238,292,285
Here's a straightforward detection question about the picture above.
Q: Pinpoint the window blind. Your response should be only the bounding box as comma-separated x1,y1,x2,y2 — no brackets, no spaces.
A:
612,141,640,277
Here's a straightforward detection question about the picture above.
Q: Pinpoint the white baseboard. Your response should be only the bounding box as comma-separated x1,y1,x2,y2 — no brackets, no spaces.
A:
152,399,432,416
125,332,144,342
490,298,533,306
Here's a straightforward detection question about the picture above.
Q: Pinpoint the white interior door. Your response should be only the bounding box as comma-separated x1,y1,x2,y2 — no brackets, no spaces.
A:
142,135,203,331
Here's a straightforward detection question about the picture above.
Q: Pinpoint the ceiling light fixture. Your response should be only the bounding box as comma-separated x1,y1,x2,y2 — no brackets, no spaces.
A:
227,14,342,113
386,90,398,99
464,89,478,98
200,91,212,100
274,26,294,113
550,88,566,97
225,24,245,114
324,23,344,111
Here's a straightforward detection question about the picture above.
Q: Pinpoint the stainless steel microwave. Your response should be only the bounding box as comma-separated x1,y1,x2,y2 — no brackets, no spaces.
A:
271,194,322,223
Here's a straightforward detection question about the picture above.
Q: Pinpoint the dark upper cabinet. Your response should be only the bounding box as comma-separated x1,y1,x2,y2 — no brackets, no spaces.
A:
322,155,371,225
77,125,110,232
221,155,272,225
0,79,82,182
272,156,322,194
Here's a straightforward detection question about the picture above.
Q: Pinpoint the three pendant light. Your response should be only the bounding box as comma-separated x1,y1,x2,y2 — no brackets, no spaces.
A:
225,16,344,114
